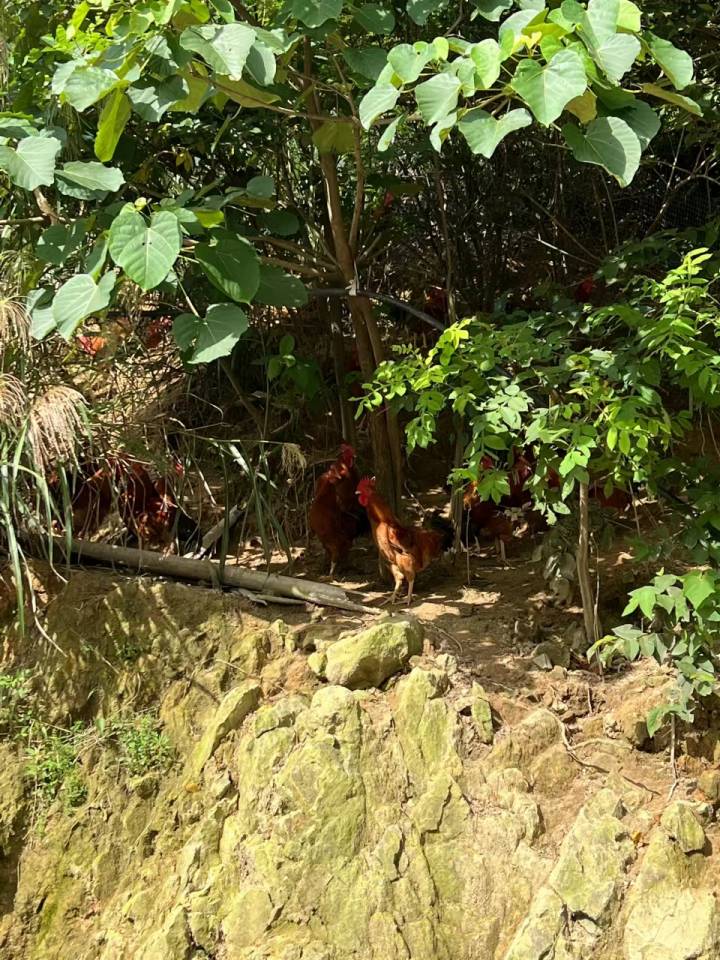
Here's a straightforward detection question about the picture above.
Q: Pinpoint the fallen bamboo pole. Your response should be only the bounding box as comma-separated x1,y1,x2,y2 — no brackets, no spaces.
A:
53,538,379,615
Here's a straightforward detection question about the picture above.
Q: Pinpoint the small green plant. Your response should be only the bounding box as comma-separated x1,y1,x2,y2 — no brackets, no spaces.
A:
25,723,88,810
0,669,33,732
589,570,720,735
112,636,147,663
112,715,174,777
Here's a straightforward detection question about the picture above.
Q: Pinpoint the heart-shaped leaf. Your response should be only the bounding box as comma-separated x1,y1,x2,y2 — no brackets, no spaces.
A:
458,107,532,157
511,48,587,125
95,90,131,162
472,0,513,22
563,115,641,185
61,65,119,112
0,136,62,190
27,288,56,340
109,207,182,290
359,84,400,129
312,121,355,154
179,23,257,80
343,47,388,82
255,266,308,307
52,272,117,340
470,39,501,89
407,0,448,25
195,237,260,303
173,303,249,364
289,0,342,27
37,221,88,267
354,3,395,33
589,33,640,82
245,41,276,86
415,73,461,125
55,161,125,200
388,44,432,83
613,98,659,149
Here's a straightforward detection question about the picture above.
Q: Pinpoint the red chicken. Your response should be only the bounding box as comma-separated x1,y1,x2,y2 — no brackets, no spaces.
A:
309,463,360,577
356,476,452,605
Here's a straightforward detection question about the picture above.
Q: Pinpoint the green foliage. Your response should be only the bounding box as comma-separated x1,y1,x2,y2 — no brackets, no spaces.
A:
111,714,174,776
0,0,697,370
589,570,720,736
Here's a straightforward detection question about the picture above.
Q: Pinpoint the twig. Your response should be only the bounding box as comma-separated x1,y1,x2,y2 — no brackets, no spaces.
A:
667,714,678,801
556,716,661,796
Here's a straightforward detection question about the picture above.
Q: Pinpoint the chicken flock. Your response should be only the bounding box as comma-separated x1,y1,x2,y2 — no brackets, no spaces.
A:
54,440,629,608
309,444,631,605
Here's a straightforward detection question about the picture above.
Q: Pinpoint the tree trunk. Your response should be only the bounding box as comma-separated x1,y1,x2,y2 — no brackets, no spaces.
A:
577,481,601,647
303,40,402,510
319,295,356,447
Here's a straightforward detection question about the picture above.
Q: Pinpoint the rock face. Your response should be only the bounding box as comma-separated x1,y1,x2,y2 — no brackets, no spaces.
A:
2,571,720,960
311,618,424,689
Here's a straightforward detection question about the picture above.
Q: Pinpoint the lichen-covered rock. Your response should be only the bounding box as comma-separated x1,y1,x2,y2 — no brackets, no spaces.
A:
661,801,706,853
187,679,261,776
471,682,494,744
698,769,720,803
320,618,424,689
623,818,720,960
505,789,634,959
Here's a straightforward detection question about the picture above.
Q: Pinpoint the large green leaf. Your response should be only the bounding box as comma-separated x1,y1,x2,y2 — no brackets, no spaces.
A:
470,39,501,89
589,33,640,82
388,44,432,83
55,161,125,200
511,49,587,125
52,271,117,340
128,76,190,121
472,0,513,21
255,266,308,307
195,237,260,303
646,33,694,90
179,305,248,361
458,107,532,157
94,90,131,162
108,207,182,291
27,288,56,340
577,0,639,82
407,0,448,25
640,83,702,117
683,571,717,610
343,47,388,82
220,77,280,107
354,3,395,33
179,23,256,80
614,98,659,149
499,8,544,43
415,73,461,125
173,303,249,365
36,221,87,267
0,136,61,190
563,116,641,185
359,84,400,129
247,175,275,198
618,0,641,31
289,0,342,27
245,41,276,86
61,65,119,112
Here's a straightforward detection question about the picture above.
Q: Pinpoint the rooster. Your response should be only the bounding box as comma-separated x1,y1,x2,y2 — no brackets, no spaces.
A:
309,445,368,577
356,476,452,605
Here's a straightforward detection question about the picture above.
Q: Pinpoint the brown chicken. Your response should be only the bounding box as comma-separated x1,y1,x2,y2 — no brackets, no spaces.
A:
356,476,452,605
309,463,362,577
51,456,199,551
